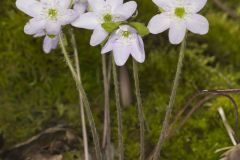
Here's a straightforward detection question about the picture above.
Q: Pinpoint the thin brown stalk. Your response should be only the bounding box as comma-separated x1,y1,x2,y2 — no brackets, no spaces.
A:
69,29,89,160
102,54,111,160
152,37,187,160
132,59,145,160
59,33,102,160
112,55,124,160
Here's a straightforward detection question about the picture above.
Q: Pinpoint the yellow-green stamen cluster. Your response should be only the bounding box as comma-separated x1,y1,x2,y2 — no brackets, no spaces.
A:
175,7,185,18
122,31,131,38
103,14,113,22
48,8,58,19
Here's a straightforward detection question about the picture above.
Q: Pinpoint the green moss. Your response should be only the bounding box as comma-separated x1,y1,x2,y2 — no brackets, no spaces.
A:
0,0,240,159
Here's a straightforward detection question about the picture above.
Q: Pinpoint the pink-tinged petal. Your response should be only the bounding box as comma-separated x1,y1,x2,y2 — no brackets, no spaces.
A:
113,1,137,21
152,0,175,11
59,9,78,25
113,43,131,66
130,35,145,63
186,14,209,35
16,0,42,17
71,12,99,30
43,36,59,54
24,18,46,35
90,26,109,46
101,33,118,54
45,21,61,35
187,0,207,13
148,13,171,34
169,20,186,44
88,0,105,12
106,0,123,9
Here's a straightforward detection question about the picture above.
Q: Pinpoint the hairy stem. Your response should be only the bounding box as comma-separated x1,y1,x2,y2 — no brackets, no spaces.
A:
69,30,89,160
153,37,187,160
112,56,124,160
132,59,145,160
59,33,102,160
102,54,111,160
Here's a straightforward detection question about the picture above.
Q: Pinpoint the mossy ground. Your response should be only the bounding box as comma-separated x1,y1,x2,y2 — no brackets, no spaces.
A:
0,0,240,159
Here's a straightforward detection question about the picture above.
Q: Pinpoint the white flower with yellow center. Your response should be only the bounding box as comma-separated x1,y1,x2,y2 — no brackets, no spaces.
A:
71,0,137,46
101,25,145,66
16,0,78,36
148,0,209,44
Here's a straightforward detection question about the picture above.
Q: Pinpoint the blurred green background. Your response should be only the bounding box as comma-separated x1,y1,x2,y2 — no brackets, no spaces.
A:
1,0,240,159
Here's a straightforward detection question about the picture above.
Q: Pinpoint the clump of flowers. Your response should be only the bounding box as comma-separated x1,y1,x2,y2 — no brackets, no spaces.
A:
15,0,211,159
71,0,138,46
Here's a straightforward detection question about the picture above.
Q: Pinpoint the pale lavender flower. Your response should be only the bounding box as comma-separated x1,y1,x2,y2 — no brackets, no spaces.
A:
16,0,78,36
148,0,209,44
101,25,145,66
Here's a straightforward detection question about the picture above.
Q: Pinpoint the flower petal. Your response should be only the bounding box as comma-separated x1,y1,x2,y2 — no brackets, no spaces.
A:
130,35,145,63
169,20,186,44
113,43,131,66
34,31,45,37
16,0,42,17
113,1,137,21
101,33,117,54
106,0,123,9
71,12,99,30
148,13,171,34
90,26,109,46
43,36,59,54
59,9,78,25
59,0,71,8
24,18,46,35
152,0,174,11
88,0,105,12
74,1,87,15
45,21,61,35
186,14,209,35
187,0,207,13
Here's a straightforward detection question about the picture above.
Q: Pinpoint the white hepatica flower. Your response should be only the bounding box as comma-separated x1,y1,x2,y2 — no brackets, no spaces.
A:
16,0,78,36
43,35,59,54
148,0,209,44
71,0,137,46
101,25,145,66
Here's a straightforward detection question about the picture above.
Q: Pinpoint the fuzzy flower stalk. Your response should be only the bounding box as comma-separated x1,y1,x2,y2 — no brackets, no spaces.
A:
102,24,146,160
147,0,209,159
16,0,101,160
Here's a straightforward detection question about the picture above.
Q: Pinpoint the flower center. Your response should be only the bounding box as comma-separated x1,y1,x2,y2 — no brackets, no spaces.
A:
103,14,112,22
174,7,185,18
48,8,58,19
122,31,131,38
48,34,56,39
